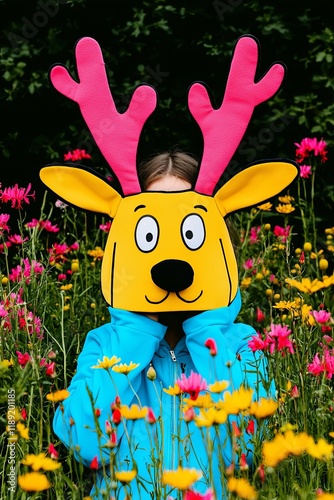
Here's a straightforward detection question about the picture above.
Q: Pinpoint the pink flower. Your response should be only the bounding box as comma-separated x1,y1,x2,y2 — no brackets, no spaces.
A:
57,273,67,281
0,183,35,209
205,338,218,356
243,258,255,270
308,348,334,379
45,361,56,377
256,308,265,323
0,213,10,234
299,165,312,179
47,443,59,459
248,332,270,352
16,351,31,367
311,310,332,324
176,370,207,400
273,225,291,243
295,137,328,163
291,385,299,398
99,220,112,233
183,489,214,500
90,456,99,470
64,149,92,161
39,220,60,233
267,323,294,355
249,226,261,244
55,199,68,209
147,407,157,424
8,234,28,245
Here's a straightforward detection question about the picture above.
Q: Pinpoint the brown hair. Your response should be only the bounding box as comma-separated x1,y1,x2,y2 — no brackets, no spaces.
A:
138,150,198,191
138,150,240,253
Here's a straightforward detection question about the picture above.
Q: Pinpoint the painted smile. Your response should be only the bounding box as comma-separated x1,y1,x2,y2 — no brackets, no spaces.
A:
145,290,203,304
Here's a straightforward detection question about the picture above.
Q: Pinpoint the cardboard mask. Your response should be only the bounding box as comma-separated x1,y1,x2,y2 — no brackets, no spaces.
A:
40,35,298,312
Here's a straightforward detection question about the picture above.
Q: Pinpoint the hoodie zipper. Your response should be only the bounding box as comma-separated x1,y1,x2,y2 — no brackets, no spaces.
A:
169,349,178,470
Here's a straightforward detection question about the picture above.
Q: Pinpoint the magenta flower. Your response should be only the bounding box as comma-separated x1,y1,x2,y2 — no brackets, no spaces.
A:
0,213,10,234
248,332,270,352
249,225,261,244
295,137,328,163
311,310,332,324
0,183,35,209
299,165,312,179
267,323,294,355
100,220,112,233
205,338,218,356
256,308,265,323
243,258,255,270
273,225,291,242
64,149,92,161
308,348,334,379
7,234,28,245
16,351,31,367
184,490,214,500
176,370,207,400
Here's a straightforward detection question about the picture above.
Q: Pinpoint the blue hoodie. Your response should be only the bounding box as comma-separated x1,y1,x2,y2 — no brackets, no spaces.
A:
53,290,270,499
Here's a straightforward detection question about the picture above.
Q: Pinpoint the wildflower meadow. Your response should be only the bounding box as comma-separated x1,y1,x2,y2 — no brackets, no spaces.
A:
1,138,334,499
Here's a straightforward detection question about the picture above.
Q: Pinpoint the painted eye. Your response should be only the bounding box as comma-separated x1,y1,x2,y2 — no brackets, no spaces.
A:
181,214,205,250
135,216,159,252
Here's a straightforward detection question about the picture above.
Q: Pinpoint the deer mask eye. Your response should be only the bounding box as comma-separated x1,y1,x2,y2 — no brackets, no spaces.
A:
181,214,205,250
135,216,159,252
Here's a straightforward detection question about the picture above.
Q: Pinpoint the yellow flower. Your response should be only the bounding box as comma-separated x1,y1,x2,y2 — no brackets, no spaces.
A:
220,387,253,415
262,433,288,467
241,277,252,289
257,202,272,211
115,470,137,483
284,430,313,456
112,361,139,375
87,246,104,260
227,476,258,500
209,380,229,393
16,422,29,440
1,276,9,285
316,492,334,499
18,472,51,492
319,259,329,271
183,393,213,409
276,203,295,214
0,359,13,370
163,383,182,396
21,453,61,471
71,259,79,273
46,389,70,402
91,355,121,369
285,276,332,294
303,241,312,252
60,283,73,291
249,398,278,419
307,437,333,461
278,195,295,203
195,407,227,427
273,300,298,311
280,422,298,433
301,304,315,326
162,466,202,490
120,404,148,420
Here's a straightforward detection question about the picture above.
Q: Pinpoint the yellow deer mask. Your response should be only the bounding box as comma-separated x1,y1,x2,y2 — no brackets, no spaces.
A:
40,36,298,312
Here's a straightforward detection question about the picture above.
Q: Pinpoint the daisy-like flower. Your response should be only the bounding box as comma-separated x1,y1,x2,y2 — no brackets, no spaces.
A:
112,361,139,374
21,453,61,471
286,275,334,294
273,300,298,311
91,355,121,369
46,389,70,402
219,387,253,415
64,149,92,161
16,422,29,440
275,203,295,214
209,380,229,393
183,393,213,409
120,404,148,420
295,137,328,163
87,246,104,261
195,407,227,427
115,469,137,483
307,437,333,461
248,398,278,419
162,466,202,490
18,472,51,492
257,202,272,211
311,310,332,324
163,383,182,396
176,371,207,401
227,476,258,500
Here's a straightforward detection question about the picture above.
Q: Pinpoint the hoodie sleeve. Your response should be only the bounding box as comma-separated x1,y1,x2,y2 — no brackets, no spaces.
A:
183,291,271,398
53,308,166,466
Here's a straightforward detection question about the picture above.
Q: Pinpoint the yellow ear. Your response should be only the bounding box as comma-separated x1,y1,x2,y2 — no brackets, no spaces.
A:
214,161,298,216
40,166,122,218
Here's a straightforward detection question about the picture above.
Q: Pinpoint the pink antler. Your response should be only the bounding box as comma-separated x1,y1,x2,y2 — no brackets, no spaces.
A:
189,35,286,195
50,37,157,195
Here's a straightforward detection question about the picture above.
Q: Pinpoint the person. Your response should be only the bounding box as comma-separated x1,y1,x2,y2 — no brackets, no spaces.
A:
53,150,272,499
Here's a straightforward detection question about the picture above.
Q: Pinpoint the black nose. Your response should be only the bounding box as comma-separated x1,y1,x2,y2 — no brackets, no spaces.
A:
151,259,194,292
